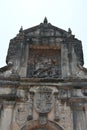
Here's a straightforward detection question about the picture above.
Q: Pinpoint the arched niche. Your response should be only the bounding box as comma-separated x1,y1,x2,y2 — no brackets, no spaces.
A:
21,120,64,130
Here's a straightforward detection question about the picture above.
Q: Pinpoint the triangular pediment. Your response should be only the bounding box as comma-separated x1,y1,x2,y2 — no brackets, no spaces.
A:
24,22,68,38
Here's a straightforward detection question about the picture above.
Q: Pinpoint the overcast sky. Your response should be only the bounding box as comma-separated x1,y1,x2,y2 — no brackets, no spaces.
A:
0,0,87,67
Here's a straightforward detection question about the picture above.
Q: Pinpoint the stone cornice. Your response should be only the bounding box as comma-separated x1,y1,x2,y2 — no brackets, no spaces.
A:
0,78,87,89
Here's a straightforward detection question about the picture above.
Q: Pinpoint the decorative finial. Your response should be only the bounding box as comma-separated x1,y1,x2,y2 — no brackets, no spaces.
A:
19,26,23,33
68,28,72,35
43,17,48,24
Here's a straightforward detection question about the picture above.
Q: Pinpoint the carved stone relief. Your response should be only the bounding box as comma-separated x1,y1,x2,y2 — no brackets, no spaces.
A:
34,87,53,113
27,49,61,78
34,87,53,125
15,102,33,126
15,86,69,129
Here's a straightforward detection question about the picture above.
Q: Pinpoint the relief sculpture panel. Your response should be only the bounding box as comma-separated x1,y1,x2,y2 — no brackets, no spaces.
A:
27,49,61,78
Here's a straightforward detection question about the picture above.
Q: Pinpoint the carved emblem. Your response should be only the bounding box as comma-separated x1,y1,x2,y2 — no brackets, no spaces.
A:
34,87,53,113
33,87,53,125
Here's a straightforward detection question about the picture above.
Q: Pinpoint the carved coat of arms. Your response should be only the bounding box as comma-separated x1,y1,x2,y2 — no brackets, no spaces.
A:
34,87,53,114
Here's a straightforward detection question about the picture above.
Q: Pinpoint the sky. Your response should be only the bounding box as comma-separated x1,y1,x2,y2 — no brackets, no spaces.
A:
0,0,87,67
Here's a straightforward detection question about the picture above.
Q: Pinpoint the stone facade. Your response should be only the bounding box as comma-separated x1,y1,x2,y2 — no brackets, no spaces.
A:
0,18,87,130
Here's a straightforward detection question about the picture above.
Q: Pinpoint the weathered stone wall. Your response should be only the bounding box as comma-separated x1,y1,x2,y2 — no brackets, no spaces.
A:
0,19,87,130
0,82,86,130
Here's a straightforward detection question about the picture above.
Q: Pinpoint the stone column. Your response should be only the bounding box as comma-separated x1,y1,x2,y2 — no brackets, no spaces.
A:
72,103,87,130
0,103,14,130
61,43,70,78
19,42,29,77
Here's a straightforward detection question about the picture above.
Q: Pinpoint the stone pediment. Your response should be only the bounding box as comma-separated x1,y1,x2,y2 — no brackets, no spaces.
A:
24,23,67,38
24,18,73,45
